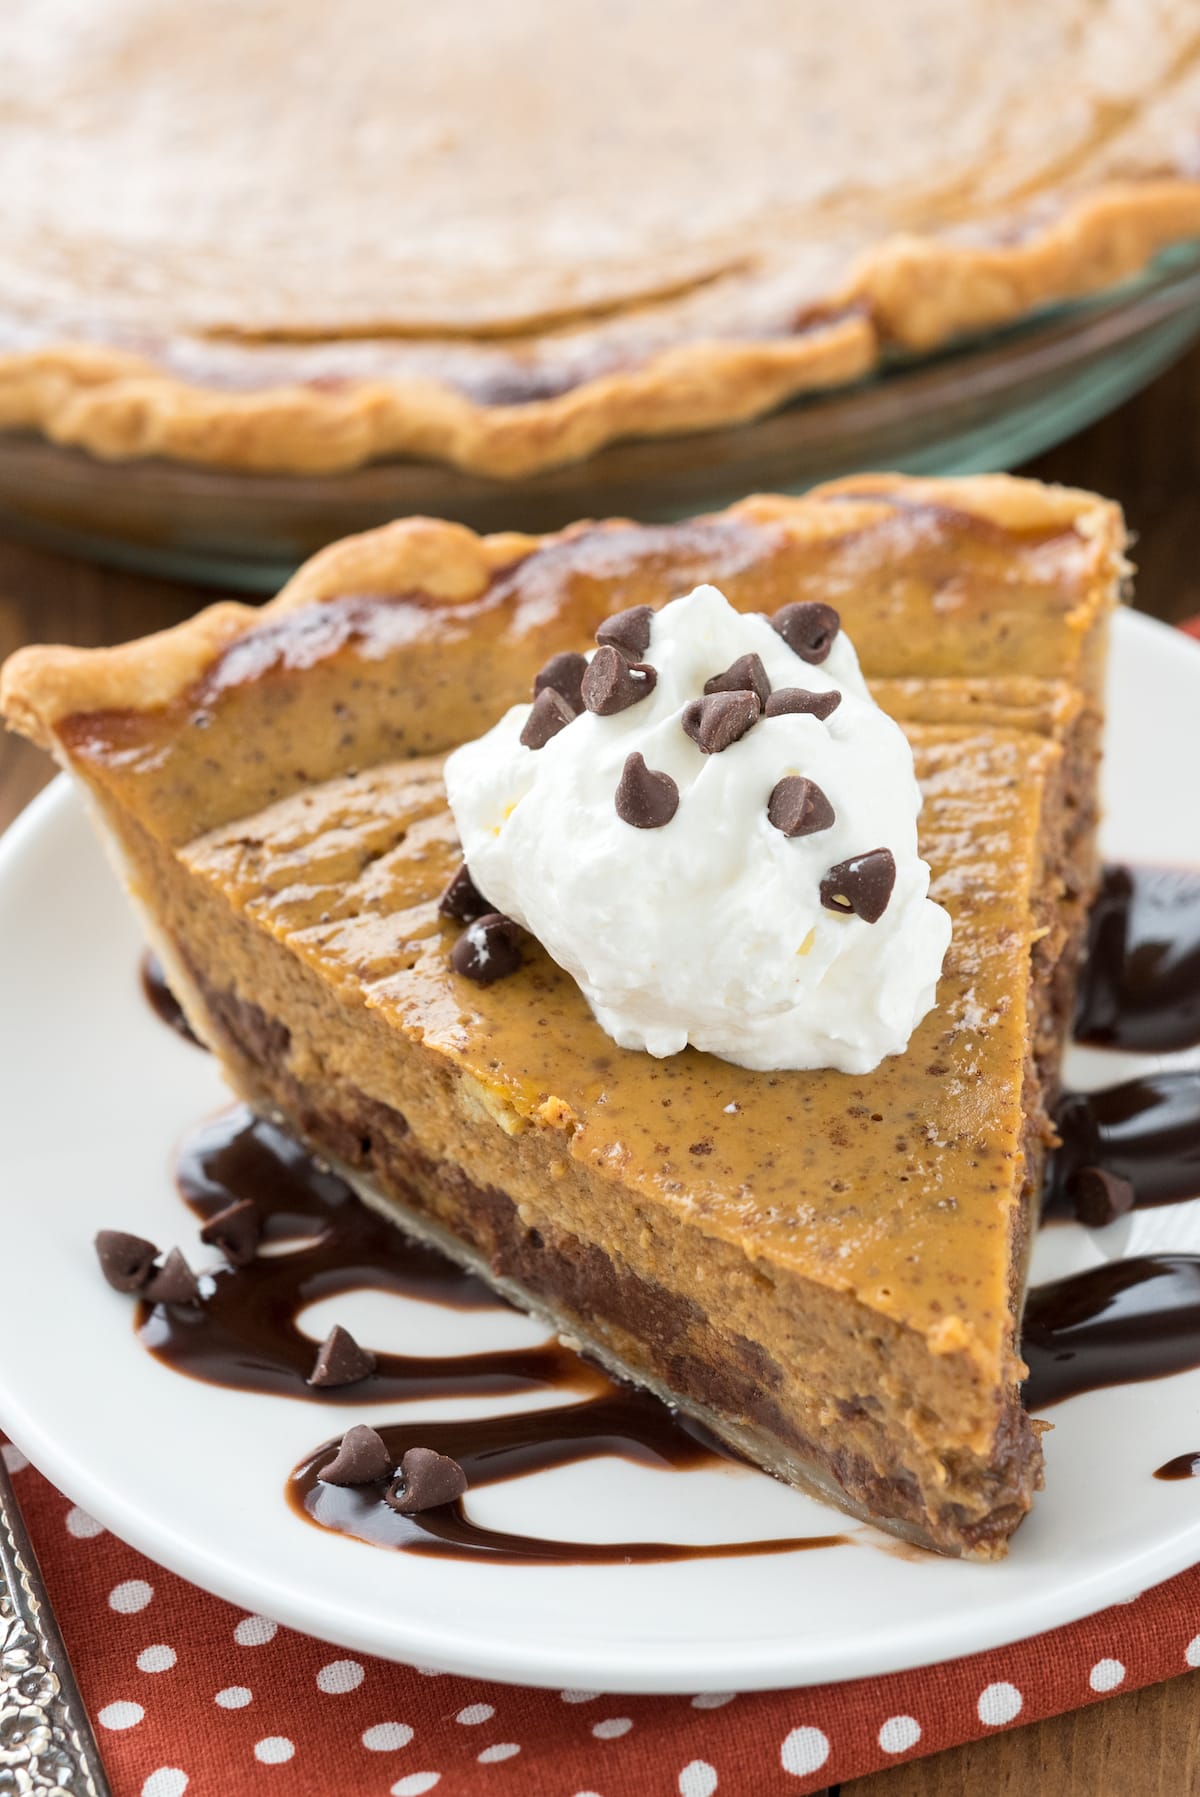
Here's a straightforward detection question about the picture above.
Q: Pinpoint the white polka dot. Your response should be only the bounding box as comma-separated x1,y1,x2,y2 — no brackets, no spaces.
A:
234,1615,278,1647
109,1579,154,1614
215,1686,253,1709
254,1737,295,1764
592,1717,633,1740
679,1760,718,1797
456,1703,495,1726
137,1645,177,1674
391,1777,441,1796
780,1725,831,1776
560,1689,600,1704
1089,1658,1126,1693
98,1701,145,1731
573,1792,605,1797
363,1722,414,1751
317,1658,365,1694
66,1505,104,1539
691,1691,736,1710
878,1715,922,1754
478,1744,520,1763
142,1771,188,1797
1,1444,28,1474
977,1681,1023,1726
1186,1633,1200,1668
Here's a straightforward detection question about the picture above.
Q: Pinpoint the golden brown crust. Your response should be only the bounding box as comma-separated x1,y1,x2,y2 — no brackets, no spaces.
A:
0,474,1126,748
0,181,1197,476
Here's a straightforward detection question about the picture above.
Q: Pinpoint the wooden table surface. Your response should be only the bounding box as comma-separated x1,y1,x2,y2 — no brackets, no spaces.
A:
3,344,1200,1796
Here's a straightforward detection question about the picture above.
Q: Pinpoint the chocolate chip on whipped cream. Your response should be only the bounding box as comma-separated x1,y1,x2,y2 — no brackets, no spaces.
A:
438,862,490,923
95,1228,158,1293
318,1424,393,1487
451,912,523,984
819,848,897,923
704,652,771,706
384,1446,469,1514
581,645,657,715
533,650,588,713
681,689,761,754
445,582,950,1073
767,775,835,838
520,686,576,749
764,686,842,721
596,604,654,661
308,1323,376,1388
771,601,841,664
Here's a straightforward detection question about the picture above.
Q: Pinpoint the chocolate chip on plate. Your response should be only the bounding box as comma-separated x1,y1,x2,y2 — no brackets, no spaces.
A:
596,604,654,661
771,601,841,664
438,862,490,923
614,752,680,829
94,1228,158,1293
767,776,836,838
520,686,576,749
308,1323,377,1389
384,1446,469,1514
763,686,842,721
451,913,523,985
681,690,761,754
581,645,658,715
144,1246,202,1306
533,650,588,713
199,1197,260,1267
1071,1166,1136,1229
318,1424,393,1487
819,848,897,923
704,652,771,707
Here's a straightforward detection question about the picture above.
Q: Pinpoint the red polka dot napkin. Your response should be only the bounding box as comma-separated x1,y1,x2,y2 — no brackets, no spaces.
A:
5,1438,1200,1797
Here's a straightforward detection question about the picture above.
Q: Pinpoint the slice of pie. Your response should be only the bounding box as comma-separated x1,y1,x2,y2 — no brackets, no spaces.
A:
1,474,1123,1557
0,3,1198,476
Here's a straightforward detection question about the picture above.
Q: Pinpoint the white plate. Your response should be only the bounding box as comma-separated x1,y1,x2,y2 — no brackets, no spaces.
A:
2,607,1200,1694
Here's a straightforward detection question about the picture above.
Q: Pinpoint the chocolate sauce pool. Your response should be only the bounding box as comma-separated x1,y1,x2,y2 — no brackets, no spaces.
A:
149,1106,839,1563
136,861,1200,1553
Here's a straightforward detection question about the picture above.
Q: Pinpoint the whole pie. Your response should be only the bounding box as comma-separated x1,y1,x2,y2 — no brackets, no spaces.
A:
0,2,1198,476
1,474,1122,1556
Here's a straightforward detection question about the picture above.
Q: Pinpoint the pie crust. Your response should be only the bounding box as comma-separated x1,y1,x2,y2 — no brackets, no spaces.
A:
1,1,1198,476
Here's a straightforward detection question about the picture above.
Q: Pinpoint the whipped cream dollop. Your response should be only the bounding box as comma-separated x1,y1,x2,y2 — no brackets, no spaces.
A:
444,585,951,1073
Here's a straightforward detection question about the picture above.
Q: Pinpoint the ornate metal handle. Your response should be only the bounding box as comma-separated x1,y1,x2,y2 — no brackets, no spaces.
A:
0,1450,111,1795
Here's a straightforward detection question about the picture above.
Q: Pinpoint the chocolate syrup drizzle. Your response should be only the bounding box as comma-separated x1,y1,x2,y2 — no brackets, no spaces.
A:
136,862,1200,1550
148,1106,841,1563
140,952,201,1047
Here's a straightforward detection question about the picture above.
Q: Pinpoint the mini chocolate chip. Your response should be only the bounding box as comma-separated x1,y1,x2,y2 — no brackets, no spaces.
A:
308,1323,376,1388
451,913,523,984
94,1229,158,1293
439,862,490,922
681,690,761,754
704,653,771,707
771,601,841,664
384,1446,469,1514
520,686,575,749
318,1424,393,1487
1072,1166,1136,1228
596,604,653,661
533,650,587,713
819,848,897,923
144,1247,201,1306
763,687,842,721
767,776,836,837
614,752,679,829
199,1198,260,1267
581,645,658,715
